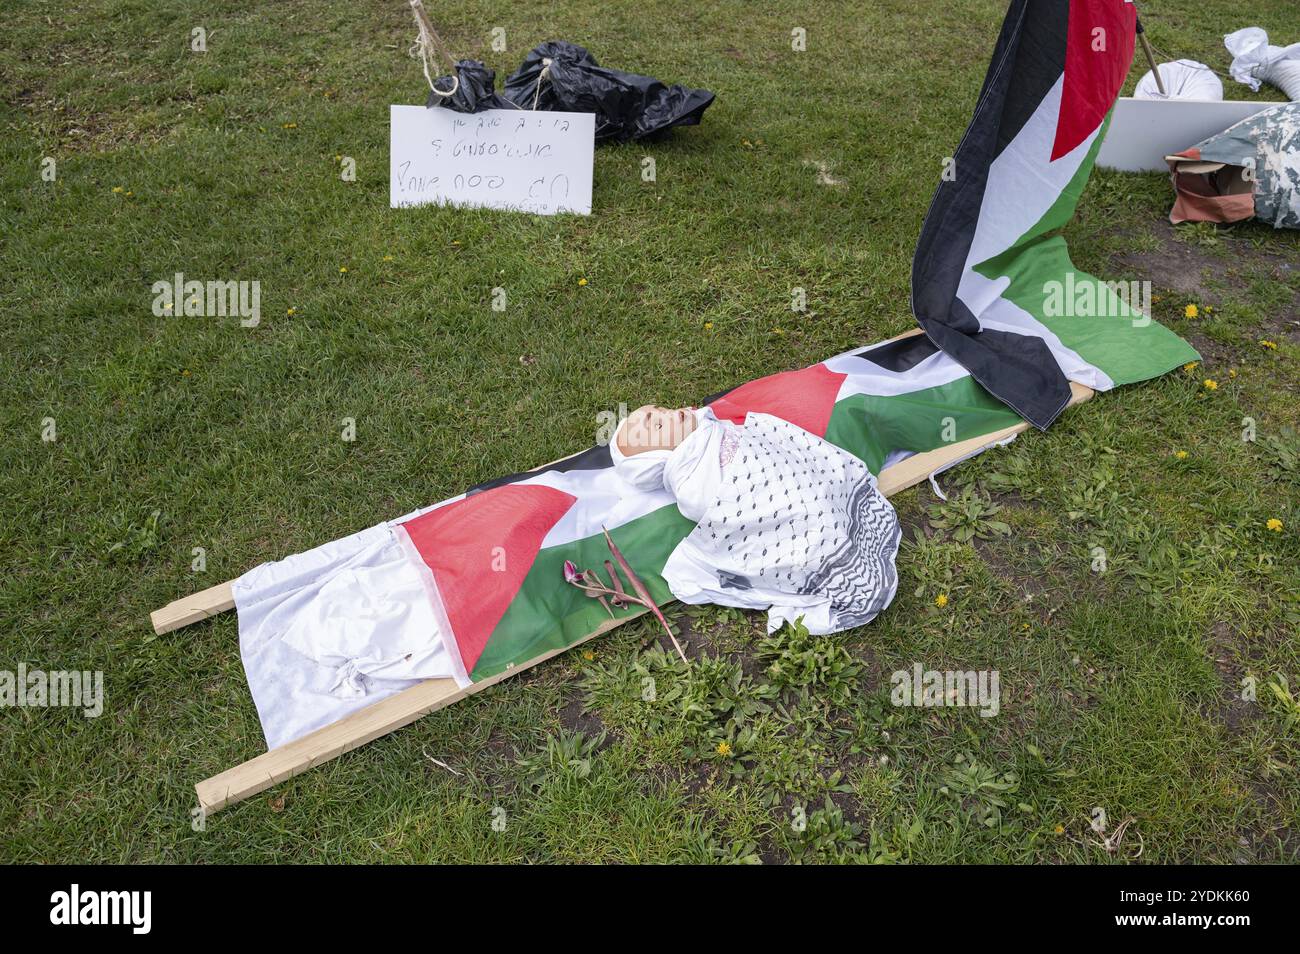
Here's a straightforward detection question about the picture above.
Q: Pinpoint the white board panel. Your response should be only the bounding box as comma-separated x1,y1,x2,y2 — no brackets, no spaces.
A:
1097,97,1277,173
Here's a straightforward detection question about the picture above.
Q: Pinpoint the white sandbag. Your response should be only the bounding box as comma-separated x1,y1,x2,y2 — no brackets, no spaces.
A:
1135,60,1223,101
1225,28,1300,100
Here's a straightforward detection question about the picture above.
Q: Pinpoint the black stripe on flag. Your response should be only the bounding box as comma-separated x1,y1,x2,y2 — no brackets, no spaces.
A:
990,0,1069,158
854,335,940,373
910,0,1074,430
468,443,613,495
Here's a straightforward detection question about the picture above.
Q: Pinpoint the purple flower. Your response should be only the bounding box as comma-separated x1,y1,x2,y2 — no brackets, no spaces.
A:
563,559,579,583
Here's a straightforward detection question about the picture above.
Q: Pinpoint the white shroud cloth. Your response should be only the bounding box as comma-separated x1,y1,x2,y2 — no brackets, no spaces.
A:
646,411,901,634
234,522,465,750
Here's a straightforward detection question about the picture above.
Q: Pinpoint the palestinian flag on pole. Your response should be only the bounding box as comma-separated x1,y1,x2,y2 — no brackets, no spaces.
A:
233,0,1198,750
911,0,1197,428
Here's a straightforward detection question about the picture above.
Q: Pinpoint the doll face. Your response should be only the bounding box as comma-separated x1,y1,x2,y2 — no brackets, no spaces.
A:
615,405,698,456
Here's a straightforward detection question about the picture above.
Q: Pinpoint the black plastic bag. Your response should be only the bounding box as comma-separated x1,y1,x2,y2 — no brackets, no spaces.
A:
502,41,714,142
427,60,511,112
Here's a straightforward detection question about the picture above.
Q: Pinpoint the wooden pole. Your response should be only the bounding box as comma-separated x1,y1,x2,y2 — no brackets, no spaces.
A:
195,613,643,815
151,581,234,635
1135,16,1167,97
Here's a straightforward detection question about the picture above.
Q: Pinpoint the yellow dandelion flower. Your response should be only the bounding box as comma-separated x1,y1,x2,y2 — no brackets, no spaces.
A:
181,369,190,377
703,321,714,331
286,307,296,317
935,593,949,608
112,186,124,193
716,741,732,756
1266,518,1283,533
1260,340,1277,350
1175,450,1188,459
773,328,785,335
582,648,595,660
1053,824,1065,835
1183,362,1199,373
339,266,348,274
1229,368,1237,378
382,254,393,262
578,277,588,286
1203,379,1218,390
1184,304,1199,319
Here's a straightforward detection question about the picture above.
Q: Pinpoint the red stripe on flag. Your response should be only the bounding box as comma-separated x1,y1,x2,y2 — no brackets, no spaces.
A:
1051,0,1135,161
709,362,846,437
401,483,577,675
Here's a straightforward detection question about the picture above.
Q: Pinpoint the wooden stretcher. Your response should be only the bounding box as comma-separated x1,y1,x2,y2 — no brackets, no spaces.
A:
154,343,1092,816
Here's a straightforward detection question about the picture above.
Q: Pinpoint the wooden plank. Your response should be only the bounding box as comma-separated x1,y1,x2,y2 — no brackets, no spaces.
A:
194,612,642,815
150,581,234,635
197,677,465,813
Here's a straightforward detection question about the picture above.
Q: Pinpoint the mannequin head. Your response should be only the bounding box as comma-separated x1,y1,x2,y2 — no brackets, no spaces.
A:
615,404,699,456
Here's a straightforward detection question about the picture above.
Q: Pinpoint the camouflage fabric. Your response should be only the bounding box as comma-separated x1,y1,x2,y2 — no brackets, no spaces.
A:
1194,102,1300,229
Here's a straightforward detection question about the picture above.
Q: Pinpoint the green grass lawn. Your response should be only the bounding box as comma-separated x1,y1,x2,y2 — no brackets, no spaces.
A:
2,0,1297,863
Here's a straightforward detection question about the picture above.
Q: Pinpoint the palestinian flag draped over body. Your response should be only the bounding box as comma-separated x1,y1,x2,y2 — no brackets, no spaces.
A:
911,0,1196,428
232,0,1197,751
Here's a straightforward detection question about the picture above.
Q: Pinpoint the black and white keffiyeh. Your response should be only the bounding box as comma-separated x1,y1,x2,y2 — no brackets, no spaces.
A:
660,412,900,634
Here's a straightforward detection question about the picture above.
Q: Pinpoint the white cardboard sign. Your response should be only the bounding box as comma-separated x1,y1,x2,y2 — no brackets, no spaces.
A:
390,105,594,215
1097,97,1277,173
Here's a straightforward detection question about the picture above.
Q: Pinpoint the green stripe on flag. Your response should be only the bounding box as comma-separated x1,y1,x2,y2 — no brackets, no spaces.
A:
824,376,1024,474
470,503,695,680
973,116,1199,383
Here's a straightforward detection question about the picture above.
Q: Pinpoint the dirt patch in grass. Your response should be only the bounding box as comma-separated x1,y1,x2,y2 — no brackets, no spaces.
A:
1113,226,1219,301
1116,220,1298,304
968,496,1108,618
558,694,606,740
673,609,766,678
662,760,718,801
1114,220,1300,353
1181,329,1241,369
1204,620,1255,735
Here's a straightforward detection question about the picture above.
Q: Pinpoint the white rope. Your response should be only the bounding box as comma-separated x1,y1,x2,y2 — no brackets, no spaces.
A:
1146,41,1234,81
927,433,1019,501
408,2,459,98
530,57,553,110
